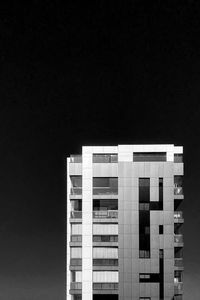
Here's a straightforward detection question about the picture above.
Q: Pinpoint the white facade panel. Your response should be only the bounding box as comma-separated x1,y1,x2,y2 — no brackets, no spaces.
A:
93,271,119,282
93,247,118,258
71,247,82,258
71,224,82,235
93,224,118,235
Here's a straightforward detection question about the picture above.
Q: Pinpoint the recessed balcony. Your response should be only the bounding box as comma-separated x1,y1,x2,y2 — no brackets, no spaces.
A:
174,234,184,247
174,258,184,270
174,187,183,196
93,283,118,294
174,282,183,295
69,282,82,294
174,212,184,223
93,210,118,219
70,155,82,163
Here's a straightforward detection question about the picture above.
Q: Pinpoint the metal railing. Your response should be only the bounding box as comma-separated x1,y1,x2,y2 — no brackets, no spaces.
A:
93,210,118,218
70,211,82,218
175,258,183,268
174,235,183,244
174,187,183,195
70,282,82,290
174,211,183,220
70,187,82,195
70,155,82,163
93,187,118,195
93,283,118,290
174,282,183,294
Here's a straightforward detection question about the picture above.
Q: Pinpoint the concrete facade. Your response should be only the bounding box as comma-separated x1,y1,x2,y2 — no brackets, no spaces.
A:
67,144,184,300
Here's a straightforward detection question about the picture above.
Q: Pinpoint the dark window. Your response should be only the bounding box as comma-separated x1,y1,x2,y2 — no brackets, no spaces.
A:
174,176,183,187
93,154,118,163
133,152,166,162
70,176,82,187
71,200,82,211
71,235,82,242
174,154,183,163
159,225,163,234
93,235,118,242
93,177,118,195
139,178,150,203
93,199,118,211
70,259,82,266
93,259,118,266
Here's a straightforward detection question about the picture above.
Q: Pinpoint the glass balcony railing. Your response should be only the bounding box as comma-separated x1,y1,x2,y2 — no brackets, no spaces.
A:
175,258,183,268
93,283,118,290
174,296,183,300
93,210,118,219
174,282,183,294
70,282,82,290
70,187,82,195
93,187,118,195
174,187,183,195
174,211,183,220
70,211,82,218
93,154,118,163
174,235,183,244
70,155,82,163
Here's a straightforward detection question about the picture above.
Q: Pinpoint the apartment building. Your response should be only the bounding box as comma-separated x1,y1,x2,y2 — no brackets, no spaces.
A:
66,144,184,300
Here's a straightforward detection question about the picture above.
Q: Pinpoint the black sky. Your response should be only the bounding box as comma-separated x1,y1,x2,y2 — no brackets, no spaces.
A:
0,1,200,299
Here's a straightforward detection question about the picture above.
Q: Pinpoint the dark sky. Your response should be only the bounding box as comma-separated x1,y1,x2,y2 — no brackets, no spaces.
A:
0,1,200,299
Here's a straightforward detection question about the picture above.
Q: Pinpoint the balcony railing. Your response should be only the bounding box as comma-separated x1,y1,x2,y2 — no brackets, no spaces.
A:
174,295,183,300
93,154,118,163
70,211,82,218
70,155,82,163
70,259,82,266
93,210,118,219
93,283,118,290
174,187,183,195
174,211,183,221
93,259,118,266
93,187,118,195
70,187,82,195
175,258,183,268
70,282,82,290
174,282,183,294
174,234,183,244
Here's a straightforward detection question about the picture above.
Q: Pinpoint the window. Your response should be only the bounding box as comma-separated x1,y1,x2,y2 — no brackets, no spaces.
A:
133,152,166,162
159,225,163,234
140,274,150,279
139,178,150,203
140,298,151,300
93,154,118,163
93,235,118,242
93,199,118,211
93,177,118,195
139,250,150,258
71,235,82,242
93,259,118,266
174,153,183,163
70,176,82,187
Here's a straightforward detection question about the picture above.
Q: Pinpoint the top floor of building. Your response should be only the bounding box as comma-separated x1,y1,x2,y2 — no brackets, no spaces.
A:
67,144,183,163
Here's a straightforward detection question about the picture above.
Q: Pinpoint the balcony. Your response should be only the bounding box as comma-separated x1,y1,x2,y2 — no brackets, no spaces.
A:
70,211,82,219
93,283,118,290
174,187,183,195
70,187,82,195
174,258,184,270
174,234,183,246
174,212,184,223
93,187,118,195
70,155,82,163
93,154,118,163
93,210,118,219
70,282,82,294
174,282,183,295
